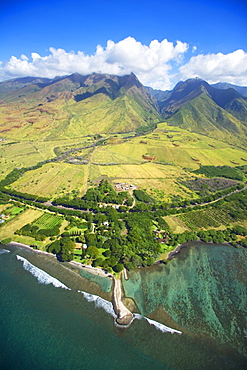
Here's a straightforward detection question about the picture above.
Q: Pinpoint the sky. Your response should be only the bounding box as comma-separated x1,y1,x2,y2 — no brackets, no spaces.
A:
0,0,247,90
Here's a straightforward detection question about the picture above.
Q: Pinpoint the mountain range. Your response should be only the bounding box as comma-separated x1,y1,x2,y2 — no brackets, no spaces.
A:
0,73,246,146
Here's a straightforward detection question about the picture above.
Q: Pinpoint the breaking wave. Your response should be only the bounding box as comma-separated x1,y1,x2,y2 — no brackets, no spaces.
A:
0,249,10,255
78,291,182,334
16,255,70,290
15,255,182,334
133,313,181,334
78,290,116,317
145,317,182,334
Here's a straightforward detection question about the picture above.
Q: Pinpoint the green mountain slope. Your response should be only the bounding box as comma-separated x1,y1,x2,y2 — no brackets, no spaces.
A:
0,74,246,146
167,93,247,146
0,73,161,139
225,98,247,124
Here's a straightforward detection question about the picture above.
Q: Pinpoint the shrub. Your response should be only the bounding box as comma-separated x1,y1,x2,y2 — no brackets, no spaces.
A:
1,238,11,244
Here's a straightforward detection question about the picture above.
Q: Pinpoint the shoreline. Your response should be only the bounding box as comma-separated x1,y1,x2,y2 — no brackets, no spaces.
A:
167,239,235,260
70,261,133,326
7,241,56,258
69,260,113,279
167,243,187,260
4,241,133,327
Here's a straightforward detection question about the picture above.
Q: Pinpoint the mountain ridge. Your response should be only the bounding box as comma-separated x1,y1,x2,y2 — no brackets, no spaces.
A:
0,73,246,146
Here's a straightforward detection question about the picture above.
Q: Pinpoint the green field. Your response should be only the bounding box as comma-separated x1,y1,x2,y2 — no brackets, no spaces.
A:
178,208,233,230
32,213,63,230
0,208,43,240
1,121,246,203
12,162,87,198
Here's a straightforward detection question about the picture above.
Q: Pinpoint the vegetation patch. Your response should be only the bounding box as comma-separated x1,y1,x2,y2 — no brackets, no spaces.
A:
181,177,239,196
193,165,245,181
16,213,63,241
133,189,155,203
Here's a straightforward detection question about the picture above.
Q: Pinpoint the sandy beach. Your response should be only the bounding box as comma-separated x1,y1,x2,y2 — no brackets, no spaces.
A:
69,260,113,278
7,241,56,258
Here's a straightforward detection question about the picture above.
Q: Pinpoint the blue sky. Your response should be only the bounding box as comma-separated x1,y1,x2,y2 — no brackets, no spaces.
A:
0,0,246,89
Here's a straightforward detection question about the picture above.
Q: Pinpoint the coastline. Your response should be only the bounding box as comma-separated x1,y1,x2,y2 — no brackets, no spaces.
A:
167,239,236,260
167,243,187,260
7,241,56,258
3,241,133,327
69,260,113,278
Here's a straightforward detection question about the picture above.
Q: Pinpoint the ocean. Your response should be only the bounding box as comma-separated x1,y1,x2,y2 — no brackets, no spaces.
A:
0,242,246,369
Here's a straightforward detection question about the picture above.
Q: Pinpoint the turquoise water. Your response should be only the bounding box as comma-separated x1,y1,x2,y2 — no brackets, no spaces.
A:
77,267,112,293
123,242,247,361
0,243,247,369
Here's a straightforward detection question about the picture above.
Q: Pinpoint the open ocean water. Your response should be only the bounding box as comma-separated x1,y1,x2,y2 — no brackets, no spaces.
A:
0,242,247,369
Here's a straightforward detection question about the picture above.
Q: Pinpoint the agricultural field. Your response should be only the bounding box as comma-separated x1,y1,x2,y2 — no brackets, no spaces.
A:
91,145,142,165
0,140,51,181
0,203,11,213
2,119,247,203
11,162,87,198
178,207,234,230
5,205,25,216
0,137,96,181
88,126,247,171
0,208,43,240
89,162,194,200
164,215,191,234
31,213,63,230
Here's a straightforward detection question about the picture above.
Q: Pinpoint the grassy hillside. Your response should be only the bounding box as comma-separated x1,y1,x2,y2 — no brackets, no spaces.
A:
0,94,159,140
63,93,160,136
167,94,247,147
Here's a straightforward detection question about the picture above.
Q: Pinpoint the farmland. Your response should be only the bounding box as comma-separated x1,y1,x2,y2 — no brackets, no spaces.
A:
178,208,233,230
12,162,87,198
1,119,246,204
0,208,43,241
1,116,247,261
31,213,63,230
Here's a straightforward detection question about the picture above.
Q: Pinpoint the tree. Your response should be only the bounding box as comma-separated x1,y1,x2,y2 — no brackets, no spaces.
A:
93,258,104,267
86,246,99,259
113,263,124,272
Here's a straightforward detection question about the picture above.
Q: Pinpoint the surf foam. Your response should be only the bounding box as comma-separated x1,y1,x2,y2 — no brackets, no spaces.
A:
145,317,182,334
78,291,182,333
16,255,70,290
0,249,10,255
78,290,116,317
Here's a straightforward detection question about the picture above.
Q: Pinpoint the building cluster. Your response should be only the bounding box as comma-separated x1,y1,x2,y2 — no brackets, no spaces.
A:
114,183,137,191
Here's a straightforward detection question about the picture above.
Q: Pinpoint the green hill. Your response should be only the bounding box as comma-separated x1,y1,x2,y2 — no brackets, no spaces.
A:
225,98,247,124
167,93,247,147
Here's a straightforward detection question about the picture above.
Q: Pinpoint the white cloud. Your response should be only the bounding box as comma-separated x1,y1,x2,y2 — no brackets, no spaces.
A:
0,38,246,90
0,37,188,90
179,49,247,86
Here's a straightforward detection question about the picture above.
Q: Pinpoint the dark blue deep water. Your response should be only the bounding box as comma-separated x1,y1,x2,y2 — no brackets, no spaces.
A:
0,243,247,369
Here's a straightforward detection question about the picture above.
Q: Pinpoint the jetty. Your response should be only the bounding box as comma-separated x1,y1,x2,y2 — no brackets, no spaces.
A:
112,275,133,326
